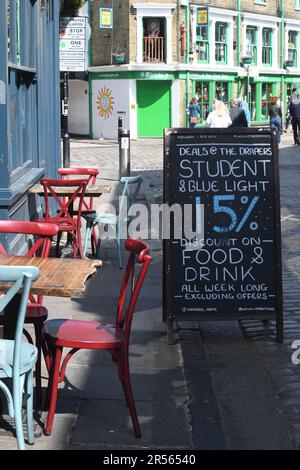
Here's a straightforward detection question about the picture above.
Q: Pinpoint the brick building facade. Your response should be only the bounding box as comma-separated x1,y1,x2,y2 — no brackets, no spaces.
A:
86,0,300,138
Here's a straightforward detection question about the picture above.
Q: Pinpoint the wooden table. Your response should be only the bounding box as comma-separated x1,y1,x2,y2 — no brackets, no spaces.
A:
28,183,111,197
0,254,102,338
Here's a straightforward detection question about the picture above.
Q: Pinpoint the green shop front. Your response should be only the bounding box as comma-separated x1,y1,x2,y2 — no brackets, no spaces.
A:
89,70,181,139
189,72,236,122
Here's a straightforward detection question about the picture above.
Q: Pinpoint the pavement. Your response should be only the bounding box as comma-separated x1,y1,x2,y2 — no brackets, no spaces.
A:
1,132,300,450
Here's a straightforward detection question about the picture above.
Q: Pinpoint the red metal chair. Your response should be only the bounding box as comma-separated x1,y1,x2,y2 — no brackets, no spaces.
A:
58,168,99,255
0,220,59,404
38,178,88,259
43,238,151,437
57,167,99,216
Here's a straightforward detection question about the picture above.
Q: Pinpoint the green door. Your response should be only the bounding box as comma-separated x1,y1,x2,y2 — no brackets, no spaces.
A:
137,81,171,137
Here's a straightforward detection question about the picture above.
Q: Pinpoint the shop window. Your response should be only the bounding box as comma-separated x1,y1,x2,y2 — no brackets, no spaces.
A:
262,28,272,65
196,25,209,63
7,0,38,171
195,82,210,120
215,22,227,64
215,82,228,105
261,83,273,120
296,0,300,9
246,26,257,65
288,31,297,67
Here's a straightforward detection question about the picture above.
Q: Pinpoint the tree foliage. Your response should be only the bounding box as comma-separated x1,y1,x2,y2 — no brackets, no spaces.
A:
60,0,85,17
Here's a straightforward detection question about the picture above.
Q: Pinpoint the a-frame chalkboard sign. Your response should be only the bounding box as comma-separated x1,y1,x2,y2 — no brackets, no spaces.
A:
163,128,283,344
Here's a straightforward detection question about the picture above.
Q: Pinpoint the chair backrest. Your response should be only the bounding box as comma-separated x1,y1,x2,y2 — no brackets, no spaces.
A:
58,167,99,211
40,178,88,226
0,220,58,305
0,265,40,375
116,239,151,345
0,220,58,258
119,176,143,224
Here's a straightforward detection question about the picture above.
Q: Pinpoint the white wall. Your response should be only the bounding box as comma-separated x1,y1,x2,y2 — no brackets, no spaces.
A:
92,79,131,140
69,80,89,135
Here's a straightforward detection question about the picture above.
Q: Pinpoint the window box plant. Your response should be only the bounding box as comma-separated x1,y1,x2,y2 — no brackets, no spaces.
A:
112,52,126,64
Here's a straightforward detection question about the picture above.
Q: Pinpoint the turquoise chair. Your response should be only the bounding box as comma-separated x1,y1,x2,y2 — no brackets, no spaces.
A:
0,265,40,450
83,175,142,268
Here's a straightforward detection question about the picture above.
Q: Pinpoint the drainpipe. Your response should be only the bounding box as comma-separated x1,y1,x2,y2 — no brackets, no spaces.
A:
237,0,241,67
185,1,190,126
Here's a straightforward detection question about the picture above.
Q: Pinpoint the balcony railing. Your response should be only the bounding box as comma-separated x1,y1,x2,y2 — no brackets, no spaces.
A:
143,36,164,63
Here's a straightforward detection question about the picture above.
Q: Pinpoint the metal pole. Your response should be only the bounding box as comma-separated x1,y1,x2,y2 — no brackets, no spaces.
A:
247,66,250,107
62,72,70,167
119,128,130,179
118,116,123,141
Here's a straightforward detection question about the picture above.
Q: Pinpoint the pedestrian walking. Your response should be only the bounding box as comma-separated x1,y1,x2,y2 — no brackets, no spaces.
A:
268,96,282,143
205,100,232,128
289,91,300,144
229,98,248,127
239,99,251,126
187,96,200,128
284,96,292,133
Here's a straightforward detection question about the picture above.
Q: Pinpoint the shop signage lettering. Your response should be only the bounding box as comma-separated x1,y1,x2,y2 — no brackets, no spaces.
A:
163,128,283,343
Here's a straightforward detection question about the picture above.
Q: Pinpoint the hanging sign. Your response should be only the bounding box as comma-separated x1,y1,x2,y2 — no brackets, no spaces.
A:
99,8,113,29
163,128,283,344
60,16,87,71
197,7,209,26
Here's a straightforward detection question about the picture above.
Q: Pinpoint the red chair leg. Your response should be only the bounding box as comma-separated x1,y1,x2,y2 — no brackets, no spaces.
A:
34,319,44,406
122,353,141,438
44,346,63,436
77,229,84,259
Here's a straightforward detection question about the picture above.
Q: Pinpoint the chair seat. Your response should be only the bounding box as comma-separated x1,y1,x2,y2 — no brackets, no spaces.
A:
44,319,123,349
38,217,78,231
0,340,38,378
25,305,48,320
0,305,48,322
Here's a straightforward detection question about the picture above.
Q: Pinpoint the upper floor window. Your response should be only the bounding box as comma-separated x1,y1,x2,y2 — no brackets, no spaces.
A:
215,22,227,64
262,28,272,65
246,26,257,65
288,30,297,66
196,25,209,63
143,17,165,63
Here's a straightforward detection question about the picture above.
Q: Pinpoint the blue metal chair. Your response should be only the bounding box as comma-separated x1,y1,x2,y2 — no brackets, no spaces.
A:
83,175,143,268
0,265,40,450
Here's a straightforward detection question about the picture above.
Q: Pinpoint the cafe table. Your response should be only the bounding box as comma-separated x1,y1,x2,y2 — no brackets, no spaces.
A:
28,183,111,197
0,254,102,339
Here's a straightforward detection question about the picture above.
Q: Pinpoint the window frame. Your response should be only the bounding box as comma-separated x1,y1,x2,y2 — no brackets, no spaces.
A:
246,26,258,65
262,27,272,66
196,25,209,64
215,22,228,64
288,30,297,67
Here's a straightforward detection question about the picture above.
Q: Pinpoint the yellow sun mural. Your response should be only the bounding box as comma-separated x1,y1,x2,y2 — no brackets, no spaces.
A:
96,87,114,119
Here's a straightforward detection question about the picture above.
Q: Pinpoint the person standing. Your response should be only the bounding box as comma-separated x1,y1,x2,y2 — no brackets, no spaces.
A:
205,100,232,128
289,91,300,144
187,96,200,128
239,98,251,126
229,98,248,127
268,96,282,143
